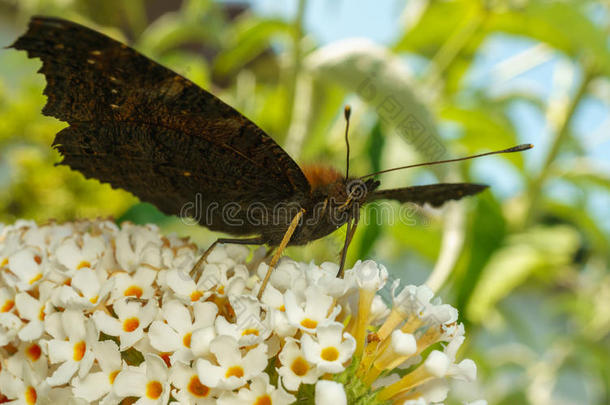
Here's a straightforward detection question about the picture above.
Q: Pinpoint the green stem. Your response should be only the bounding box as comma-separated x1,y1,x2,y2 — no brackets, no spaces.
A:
281,0,307,141
524,72,593,226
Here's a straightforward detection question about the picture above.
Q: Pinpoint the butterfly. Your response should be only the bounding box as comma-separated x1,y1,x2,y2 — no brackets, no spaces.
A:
11,16,531,297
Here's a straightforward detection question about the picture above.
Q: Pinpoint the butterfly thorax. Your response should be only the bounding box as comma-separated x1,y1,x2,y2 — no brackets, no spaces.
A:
272,172,379,246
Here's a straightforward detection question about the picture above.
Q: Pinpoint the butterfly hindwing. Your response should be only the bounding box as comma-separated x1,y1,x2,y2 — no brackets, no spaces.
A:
11,16,311,233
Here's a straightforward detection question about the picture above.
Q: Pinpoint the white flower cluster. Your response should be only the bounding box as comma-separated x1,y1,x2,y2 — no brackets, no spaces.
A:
0,220,481,405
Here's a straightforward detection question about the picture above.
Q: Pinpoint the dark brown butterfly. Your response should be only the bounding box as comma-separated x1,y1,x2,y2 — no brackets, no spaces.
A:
10,17,531,297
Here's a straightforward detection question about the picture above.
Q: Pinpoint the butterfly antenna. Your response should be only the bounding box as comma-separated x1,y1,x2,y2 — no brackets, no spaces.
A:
360,144,533,179
344,105,351,179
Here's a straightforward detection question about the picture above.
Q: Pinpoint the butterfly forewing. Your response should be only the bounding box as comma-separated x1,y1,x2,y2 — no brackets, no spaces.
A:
11,16,310,234
368,183,488,207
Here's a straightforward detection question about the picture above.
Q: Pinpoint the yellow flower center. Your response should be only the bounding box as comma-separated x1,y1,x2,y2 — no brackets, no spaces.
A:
290,356,309,376
124,285,143,298
28,273,42,285
183,332,192,348
321,346,339,362
242,328,259,336
146,381,163,399
225,366,244,379
109,370,119,384
76,260,91,270
187,375,210,397
190,290,203,301
73,341,86,361
254,395,272,405
300,318,318,329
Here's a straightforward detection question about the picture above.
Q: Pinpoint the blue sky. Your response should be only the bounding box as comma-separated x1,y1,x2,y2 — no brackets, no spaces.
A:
235,0,610,231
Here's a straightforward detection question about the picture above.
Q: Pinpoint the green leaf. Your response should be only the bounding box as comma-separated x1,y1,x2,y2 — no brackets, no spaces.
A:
306,39,447,165
441,103,523,168
455,192,507,315
213,16,293,77
466,225,580,323
486,0,610,76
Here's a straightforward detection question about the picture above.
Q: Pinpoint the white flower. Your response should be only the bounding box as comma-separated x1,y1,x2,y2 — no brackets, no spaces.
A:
215,295,271,346
345,260,388,292
0,364,50,405
218,374,295,405
3,247,46,291
301,322,356,373
114,353,170,405
5,341,48,380
197,262,248,297
148,300,217,363
44,310,98,386
92,298,157,350
15,282,54,341
54,233,106,273
314,380,347,405
277,338,321,391
0,311,22,346
71,340,123,403
196,336,267,390
114,224,163,272
304,262,351,297
284,286,340,333
165,269,212,303
170,361,217,404
0,286,16,313
109,267,157,302
52,268,113,310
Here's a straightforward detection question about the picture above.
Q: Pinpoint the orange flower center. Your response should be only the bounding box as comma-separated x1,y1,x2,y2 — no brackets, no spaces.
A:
124,285,143,298
73,341,86,361
321,347,339,362
123,317,140,332
145,381,163,399
1,299,14,312
183,332,192,348
290,356,309,376
254,395,272,405
300,318,318,329
225,366,244,379
25,386,37,405
160,353,172,367
26,344,42,361
33,255,42,265
187,375,210,397
190,290,203,301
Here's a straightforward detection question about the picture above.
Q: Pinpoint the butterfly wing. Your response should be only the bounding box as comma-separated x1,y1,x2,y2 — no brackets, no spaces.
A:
11,16,310,235
368,183,488,207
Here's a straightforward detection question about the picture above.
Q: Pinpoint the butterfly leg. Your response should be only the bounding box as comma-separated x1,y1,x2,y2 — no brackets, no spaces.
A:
337,211,360,278
257,208,306,300
190,237,266,280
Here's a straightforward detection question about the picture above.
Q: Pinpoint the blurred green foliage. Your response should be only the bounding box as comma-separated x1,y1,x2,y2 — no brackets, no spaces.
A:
0,0,608,404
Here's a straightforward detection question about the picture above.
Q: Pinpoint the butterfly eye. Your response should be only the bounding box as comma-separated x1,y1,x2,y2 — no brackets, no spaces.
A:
346,179,367,200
